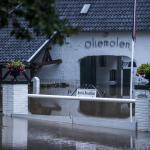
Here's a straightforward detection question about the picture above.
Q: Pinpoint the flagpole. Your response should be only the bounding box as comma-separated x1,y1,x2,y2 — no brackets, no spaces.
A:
130,0,137,122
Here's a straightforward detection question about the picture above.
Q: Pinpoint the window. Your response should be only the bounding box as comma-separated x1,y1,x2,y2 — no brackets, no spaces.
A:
110,70,117,81
99,56,107,67
80,4,91,14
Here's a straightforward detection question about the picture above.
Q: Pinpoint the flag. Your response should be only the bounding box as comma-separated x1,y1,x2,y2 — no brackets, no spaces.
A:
130,0,137,100
132,0,137,41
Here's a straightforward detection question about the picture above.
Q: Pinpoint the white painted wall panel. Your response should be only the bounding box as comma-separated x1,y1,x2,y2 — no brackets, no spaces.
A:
37,32,150,84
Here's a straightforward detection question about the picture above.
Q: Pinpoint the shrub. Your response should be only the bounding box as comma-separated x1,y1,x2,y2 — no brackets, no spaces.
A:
137,64,150,80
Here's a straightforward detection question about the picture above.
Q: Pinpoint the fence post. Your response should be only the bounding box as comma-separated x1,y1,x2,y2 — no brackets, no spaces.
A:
32,77,40,94
130,103,133,122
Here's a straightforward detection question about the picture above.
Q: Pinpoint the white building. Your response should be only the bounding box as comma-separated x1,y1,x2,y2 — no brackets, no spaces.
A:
37,0,150,98
1,0,150,120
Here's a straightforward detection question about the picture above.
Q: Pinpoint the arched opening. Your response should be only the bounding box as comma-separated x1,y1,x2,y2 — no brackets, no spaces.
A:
80,55,136,118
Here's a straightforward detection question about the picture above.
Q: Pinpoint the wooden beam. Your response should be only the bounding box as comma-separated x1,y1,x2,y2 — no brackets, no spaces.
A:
0,66,2,81
42,48,52,63
23,72,30,82
2,71,10,80
42,59,62,66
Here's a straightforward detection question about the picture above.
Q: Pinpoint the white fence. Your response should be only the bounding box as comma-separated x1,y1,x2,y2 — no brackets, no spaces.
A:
28,94,135,122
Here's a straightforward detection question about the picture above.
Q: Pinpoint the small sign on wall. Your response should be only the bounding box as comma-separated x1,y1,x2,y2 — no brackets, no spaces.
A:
76,89,97,98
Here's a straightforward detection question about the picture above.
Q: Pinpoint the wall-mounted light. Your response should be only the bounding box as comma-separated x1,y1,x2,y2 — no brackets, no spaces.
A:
128,61,137,67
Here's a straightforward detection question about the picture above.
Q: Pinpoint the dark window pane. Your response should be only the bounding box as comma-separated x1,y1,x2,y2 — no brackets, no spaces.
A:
110,70,116,81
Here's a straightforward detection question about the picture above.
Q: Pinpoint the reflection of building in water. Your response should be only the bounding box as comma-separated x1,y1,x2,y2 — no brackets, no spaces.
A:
1,116,150,149
76,143,96,150
2,117,28,149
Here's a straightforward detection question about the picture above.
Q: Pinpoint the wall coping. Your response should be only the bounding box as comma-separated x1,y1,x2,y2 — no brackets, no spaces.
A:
1,81,28,84
134,85,150,90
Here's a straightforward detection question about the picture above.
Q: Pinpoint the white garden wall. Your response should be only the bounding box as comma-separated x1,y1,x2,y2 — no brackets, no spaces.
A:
2,84,28,115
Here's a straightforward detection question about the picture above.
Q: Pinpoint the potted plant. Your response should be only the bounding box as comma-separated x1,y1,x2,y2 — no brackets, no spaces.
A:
6,60,25,80
137,63,150,85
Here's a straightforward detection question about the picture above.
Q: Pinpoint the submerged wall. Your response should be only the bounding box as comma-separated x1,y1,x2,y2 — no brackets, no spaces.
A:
135,89,150,131
2,83,150,131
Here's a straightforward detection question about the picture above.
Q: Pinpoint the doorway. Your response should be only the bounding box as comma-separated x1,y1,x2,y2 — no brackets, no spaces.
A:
123,69,131,96
79,55,133,118
80,56,96,87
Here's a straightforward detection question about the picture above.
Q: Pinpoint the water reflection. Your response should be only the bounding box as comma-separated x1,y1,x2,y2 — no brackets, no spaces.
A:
1,117,28,150
0,115,150,150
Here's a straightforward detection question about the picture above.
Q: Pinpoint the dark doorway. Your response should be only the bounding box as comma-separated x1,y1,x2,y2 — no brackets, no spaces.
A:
80,56,96,86
80,56,97,116
79,56,131,118
123,69,131,96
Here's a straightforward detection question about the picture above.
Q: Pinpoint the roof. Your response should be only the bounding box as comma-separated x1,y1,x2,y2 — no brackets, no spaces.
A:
0,24,47,63
0,0,150,63
56,0,150,32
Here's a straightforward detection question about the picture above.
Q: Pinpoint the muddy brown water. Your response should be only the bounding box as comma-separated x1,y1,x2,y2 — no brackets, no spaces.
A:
0,115,150,150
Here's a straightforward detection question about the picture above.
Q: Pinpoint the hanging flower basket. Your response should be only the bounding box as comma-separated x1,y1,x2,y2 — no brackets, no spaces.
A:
6,60,25,80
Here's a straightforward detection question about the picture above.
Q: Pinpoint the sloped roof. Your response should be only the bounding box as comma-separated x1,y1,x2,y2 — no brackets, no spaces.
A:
56,0,150,32
0,0,150,63
0,26,47,63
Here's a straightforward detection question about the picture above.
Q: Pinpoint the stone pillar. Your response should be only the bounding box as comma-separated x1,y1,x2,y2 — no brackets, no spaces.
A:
135,89,150,131
2,84,28,115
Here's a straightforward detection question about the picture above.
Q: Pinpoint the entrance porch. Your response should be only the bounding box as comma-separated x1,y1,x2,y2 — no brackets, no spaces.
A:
80,55,136,98
80,55,136,118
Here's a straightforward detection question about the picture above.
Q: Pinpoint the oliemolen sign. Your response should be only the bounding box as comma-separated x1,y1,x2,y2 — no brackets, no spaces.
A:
85,37,130,49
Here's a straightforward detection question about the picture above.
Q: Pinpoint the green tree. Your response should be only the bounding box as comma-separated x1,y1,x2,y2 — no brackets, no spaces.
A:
137,64,150,84
0,0,75,44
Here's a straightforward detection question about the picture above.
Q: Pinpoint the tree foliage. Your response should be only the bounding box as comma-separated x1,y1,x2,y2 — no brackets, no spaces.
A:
0,0,76,44
137,64,150,80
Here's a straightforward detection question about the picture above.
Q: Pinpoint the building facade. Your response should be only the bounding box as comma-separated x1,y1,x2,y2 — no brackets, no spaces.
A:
1,0,150,120
37,0,150,98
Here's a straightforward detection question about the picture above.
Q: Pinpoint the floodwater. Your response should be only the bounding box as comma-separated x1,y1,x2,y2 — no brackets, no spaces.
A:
0,115,150,150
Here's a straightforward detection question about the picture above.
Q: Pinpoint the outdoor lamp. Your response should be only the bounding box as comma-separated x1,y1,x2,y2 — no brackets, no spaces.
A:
128,61,137,67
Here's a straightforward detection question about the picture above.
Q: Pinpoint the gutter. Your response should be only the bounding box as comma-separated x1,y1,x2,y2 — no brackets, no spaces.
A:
27,31,58,63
